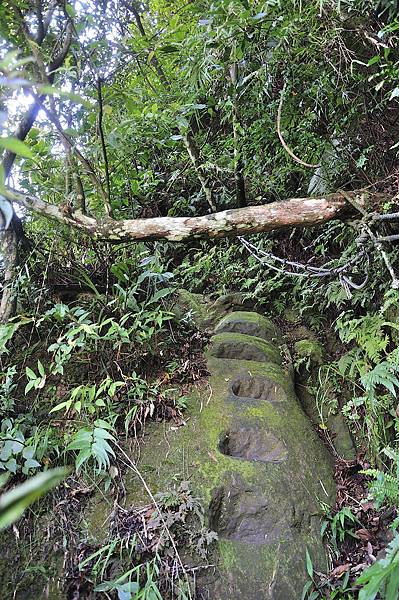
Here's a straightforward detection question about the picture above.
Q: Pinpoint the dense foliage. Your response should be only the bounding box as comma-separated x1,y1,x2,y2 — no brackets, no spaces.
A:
0,0,399,598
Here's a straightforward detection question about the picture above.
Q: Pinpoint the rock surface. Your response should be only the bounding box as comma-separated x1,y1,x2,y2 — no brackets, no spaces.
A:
290,327,356,460
124,311,336,599
0,309,337,599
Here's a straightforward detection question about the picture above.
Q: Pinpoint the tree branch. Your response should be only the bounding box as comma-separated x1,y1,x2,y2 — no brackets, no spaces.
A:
277,84,321,169
4,188,378,243
97,78,112,216
33,95,110,215
2,21,73,178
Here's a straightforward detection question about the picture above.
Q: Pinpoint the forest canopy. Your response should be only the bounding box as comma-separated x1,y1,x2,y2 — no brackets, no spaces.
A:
1,0,398,244
1,1,399,599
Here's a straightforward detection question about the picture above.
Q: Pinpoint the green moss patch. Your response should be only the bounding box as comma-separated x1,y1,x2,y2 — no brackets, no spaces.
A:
208,332,283,365
215,311,282,343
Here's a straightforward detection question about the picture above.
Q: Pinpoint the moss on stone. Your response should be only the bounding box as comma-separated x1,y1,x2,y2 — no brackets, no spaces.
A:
0,522,66,599
172,290,249,331
173,289,211,329
294,338,324,365
215,311,282,343
293,333,356,460
219,539,238,569
81,494,113,544
208,332,283,365
84,312,336,599
119,354,334,599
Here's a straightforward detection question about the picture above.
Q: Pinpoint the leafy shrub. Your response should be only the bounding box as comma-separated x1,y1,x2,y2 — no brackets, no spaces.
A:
356,532,399,600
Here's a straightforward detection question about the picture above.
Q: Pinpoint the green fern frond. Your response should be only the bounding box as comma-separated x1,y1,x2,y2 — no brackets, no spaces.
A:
361,362,399,405
337,313,389,362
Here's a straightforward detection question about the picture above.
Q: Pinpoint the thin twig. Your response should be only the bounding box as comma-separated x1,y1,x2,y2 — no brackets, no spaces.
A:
33,95,111,216
114,442,193,600
277,84,321,169
97,78,112,216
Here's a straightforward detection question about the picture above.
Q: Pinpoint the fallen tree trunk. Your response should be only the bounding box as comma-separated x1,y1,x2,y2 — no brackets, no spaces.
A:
6,188,379,243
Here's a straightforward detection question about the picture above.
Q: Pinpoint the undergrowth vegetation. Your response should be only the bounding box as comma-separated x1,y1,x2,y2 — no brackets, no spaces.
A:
1,246,204,476
0,0,399,597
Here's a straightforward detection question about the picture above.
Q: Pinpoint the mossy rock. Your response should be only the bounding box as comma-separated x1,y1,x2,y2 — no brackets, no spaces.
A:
172,289,252,331
172,289,211,328
0,310,336,599
298,384,356,460
8,310,334,599
214,311,282,343
120,313,335,599
294,338,324,366
0,521,66,599
293,336,356,460
208,332,283,365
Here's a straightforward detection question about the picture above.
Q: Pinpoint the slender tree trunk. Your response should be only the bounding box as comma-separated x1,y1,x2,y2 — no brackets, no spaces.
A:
230,62,247,208
130,2,216,211
0,229,18,323
0,14,73,323
6,188,377,243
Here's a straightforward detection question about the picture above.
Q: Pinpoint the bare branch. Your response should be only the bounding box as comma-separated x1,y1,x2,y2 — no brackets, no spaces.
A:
97,78,112,216
277,85,321,169
32,95,110,215
4,187,379,243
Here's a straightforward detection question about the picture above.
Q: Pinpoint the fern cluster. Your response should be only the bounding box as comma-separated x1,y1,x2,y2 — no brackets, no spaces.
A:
363,448,399,508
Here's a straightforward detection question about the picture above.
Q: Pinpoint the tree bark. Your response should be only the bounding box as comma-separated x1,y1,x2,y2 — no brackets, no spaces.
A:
0,228,18,323
5,188,378,243
229,62,247,208
0,15,73,324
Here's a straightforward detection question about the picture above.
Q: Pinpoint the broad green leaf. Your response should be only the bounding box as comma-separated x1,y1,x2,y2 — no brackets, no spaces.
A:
37,85,92,107
24,458,41,469
75,447,92,471
305,549,313,579
24,379,36,395
4,458,17,473
22,447,35,460
147,288,173,304
26,367,36,380
66,431,92,450
0,137,33,158
0,323,21,355
93,427,115,441
37,360,45,377
94,419,114,430
0,468,69,530
49,400,70,414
